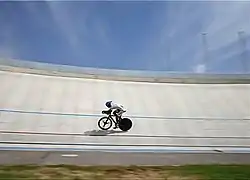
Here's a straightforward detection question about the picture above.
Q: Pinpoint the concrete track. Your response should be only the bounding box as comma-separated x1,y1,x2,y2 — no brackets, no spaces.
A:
0,59,250,165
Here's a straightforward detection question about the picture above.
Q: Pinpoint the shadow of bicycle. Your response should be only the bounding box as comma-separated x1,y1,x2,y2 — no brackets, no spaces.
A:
83,129,125,136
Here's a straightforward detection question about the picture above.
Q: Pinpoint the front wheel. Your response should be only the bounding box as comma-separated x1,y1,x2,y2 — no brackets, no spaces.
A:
98,116,112,130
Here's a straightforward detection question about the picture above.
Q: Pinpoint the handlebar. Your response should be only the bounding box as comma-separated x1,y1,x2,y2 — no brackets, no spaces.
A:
102,110,126,115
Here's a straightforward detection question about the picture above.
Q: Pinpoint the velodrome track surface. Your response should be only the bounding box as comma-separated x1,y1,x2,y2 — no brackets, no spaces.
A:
0,59,250,165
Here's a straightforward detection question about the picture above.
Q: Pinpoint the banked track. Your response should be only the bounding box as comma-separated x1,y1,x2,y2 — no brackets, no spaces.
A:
0,58,250,165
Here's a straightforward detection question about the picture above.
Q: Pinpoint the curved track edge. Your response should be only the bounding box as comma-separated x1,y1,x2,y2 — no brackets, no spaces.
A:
1,58,250,84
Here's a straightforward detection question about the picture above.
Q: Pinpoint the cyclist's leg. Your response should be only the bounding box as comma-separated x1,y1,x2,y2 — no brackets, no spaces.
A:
116,110,123,121
113,110,121,128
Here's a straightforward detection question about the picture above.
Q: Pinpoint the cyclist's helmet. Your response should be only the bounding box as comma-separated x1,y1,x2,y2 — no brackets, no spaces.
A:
105,101,112,108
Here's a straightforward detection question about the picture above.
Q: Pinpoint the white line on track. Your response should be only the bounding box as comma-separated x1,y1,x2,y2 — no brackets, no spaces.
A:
61,154,79,157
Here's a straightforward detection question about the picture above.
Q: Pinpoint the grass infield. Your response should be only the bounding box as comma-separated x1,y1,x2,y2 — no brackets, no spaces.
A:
0,165,250,180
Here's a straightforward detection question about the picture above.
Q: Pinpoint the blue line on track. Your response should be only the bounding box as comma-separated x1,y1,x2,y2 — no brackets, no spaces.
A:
1,141,249,148
1,146,250,153
0,109,100,118
0,109,248,121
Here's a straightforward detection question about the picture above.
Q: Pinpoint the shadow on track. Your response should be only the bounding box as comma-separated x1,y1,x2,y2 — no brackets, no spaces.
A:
83,129,125,136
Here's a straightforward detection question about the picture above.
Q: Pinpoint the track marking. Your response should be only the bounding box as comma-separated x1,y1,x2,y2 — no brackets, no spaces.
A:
61,154,79,157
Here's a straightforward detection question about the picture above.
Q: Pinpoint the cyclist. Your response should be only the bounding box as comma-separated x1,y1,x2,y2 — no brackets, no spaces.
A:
102,101,126,129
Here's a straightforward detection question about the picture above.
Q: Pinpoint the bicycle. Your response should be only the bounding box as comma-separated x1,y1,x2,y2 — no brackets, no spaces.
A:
98,110,133,131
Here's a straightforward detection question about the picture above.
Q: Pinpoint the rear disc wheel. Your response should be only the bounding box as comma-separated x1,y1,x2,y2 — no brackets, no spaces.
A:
119,118,133,131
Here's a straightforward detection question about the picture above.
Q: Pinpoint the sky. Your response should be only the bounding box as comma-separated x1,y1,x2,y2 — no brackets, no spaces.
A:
0,1,250,74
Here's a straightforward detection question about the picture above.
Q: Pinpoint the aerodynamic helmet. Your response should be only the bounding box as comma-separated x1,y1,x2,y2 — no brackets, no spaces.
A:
105,101,112,108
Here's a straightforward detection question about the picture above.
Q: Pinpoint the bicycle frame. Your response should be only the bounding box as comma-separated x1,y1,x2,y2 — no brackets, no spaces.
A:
107,114,120,125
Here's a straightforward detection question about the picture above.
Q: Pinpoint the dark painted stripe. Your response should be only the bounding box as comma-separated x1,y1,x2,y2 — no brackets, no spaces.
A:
0,146,222,153
1,130,250,139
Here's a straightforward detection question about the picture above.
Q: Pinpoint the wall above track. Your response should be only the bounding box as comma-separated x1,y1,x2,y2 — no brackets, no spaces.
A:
1,58,250,84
